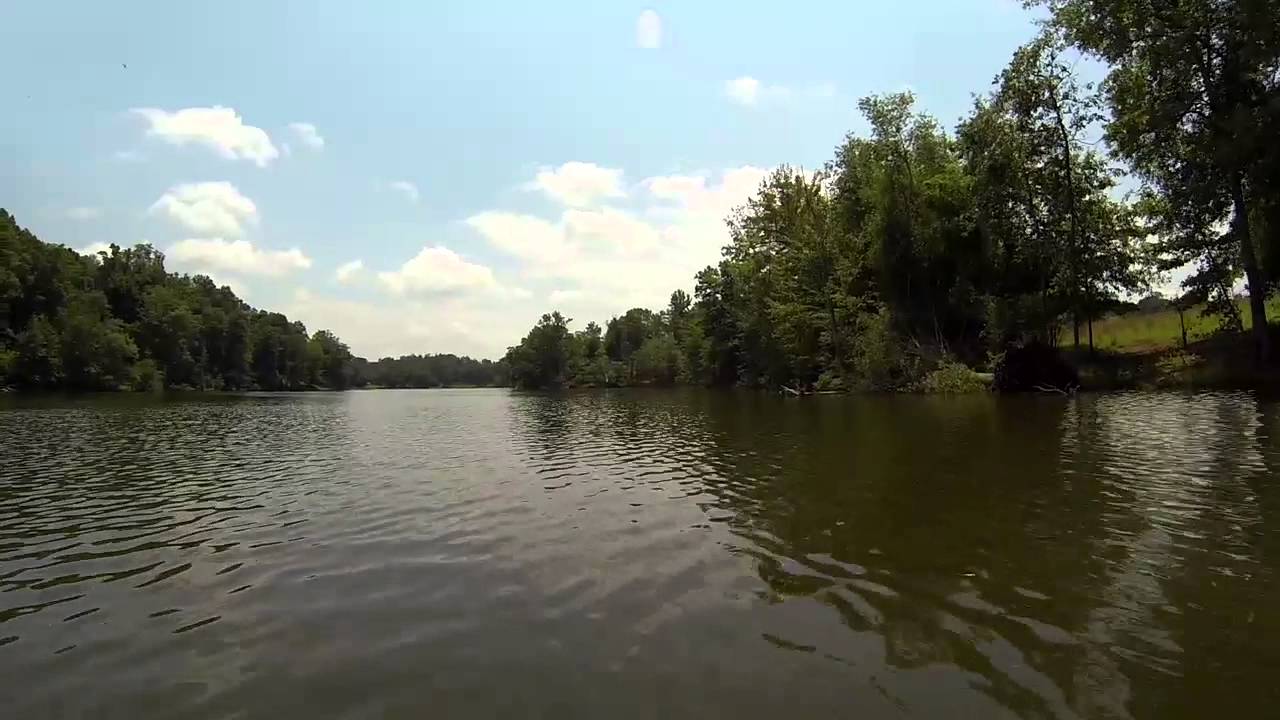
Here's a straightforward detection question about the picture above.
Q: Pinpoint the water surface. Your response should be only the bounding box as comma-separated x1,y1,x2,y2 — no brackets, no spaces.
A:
2,389,1279,718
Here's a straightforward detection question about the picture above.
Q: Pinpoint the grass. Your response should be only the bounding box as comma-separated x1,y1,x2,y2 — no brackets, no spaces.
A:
1065,295,1280,354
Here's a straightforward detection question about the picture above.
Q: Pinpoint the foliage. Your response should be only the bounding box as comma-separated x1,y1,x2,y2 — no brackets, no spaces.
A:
0,210,362,392
1034,0,1280,357
358,353,504,388
916,359,991,394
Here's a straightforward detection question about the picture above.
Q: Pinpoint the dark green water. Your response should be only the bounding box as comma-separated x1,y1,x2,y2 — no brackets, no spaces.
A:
2,390,1279,719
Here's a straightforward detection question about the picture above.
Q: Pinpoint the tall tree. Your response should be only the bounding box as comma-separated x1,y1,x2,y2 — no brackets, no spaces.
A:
1038,0,1280,357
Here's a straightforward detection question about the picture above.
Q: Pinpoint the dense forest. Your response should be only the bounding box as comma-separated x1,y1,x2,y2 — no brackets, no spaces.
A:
0,210,504,391
505,1,1280,390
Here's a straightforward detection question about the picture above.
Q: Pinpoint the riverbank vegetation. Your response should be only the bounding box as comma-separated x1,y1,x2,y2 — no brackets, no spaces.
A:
6,2,1278,394
505,2,1280,391
0,211,504,391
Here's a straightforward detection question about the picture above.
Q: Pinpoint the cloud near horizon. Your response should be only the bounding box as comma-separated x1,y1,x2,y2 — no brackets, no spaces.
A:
150,181,258,238
286,162,770,360
167,237,312,277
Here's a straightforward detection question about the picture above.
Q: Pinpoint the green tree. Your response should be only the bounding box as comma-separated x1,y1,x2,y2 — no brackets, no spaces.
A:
1038,0,1279,358
505,312,573,389
60,292,138,390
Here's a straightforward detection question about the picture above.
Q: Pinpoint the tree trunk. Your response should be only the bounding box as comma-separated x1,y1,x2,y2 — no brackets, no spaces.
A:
1088,314,1094,356
1233,174,1269,361
1048,83,1083,352
1178,307,1188,349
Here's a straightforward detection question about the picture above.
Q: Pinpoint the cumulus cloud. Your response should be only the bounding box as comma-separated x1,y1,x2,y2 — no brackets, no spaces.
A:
636,10,662,49
377,245,498,295
530,162,625,207
67,207,101,221
167,238,311,277
150,181,258,237
132,106,279,166
468,165,770,315
288,122,325,150
335,259,364,284
270,163,773,361
77,242,113,258
282,289,530,361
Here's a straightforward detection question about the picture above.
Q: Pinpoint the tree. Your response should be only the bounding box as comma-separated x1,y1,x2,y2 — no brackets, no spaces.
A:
0,210,365,393
60,292,137,390
1038,0,1279,358
505,312,573,389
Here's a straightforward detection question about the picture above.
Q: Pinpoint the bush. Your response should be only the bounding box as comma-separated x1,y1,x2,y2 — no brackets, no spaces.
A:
131,358,165,392
993,341,1079,393
815,371,846,392
916,359,990,393
850,307,906,390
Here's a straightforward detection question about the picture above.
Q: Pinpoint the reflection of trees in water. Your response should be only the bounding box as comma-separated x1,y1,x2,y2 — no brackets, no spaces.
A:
1058,392,1279,718
505,390,1280,718
691,394,1115,717
690,392,1279,719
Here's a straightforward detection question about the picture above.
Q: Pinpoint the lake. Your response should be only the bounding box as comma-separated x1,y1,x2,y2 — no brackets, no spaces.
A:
2,389,1279,718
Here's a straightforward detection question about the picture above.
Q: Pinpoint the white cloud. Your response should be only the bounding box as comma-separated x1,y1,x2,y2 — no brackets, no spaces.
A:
466,212,574,265
283,288,533,360
549,289,584,305
530,162,625,207
77,242,113,258
266,162,773,361
288,122,325,150
468,165,770,315
387,180,420,204
335,259,364,284
377,245,498,295
725,76,762,105
636,10,663,49
563,207,661,254
67,207,101,221
132,106,279,166
167,238,311,277
150,181,258,237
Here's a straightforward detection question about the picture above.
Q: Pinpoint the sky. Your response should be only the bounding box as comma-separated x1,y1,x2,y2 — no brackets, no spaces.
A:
2,0,1062,360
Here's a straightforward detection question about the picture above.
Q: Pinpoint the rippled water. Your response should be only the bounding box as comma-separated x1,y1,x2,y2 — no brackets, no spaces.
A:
2,390,1279,718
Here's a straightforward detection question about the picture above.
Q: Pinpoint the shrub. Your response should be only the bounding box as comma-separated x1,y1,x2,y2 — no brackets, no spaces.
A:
916,359,990,394
131,358,165,392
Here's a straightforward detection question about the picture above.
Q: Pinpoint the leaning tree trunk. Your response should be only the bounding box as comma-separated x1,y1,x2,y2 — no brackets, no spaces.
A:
1233,173,1270,361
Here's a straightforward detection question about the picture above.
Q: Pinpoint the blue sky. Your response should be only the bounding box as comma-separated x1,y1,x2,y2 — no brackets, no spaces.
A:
3,0,1056,359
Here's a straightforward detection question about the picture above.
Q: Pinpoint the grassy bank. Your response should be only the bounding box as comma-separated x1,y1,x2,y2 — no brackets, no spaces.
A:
1067,296,1280,355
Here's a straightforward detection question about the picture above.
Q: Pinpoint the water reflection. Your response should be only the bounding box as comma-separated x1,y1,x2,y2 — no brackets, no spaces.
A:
2,390,1278,718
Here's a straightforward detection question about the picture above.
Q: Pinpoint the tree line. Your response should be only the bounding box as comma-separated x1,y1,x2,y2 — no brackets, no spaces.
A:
506,2,1280,390
0,210,505,391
